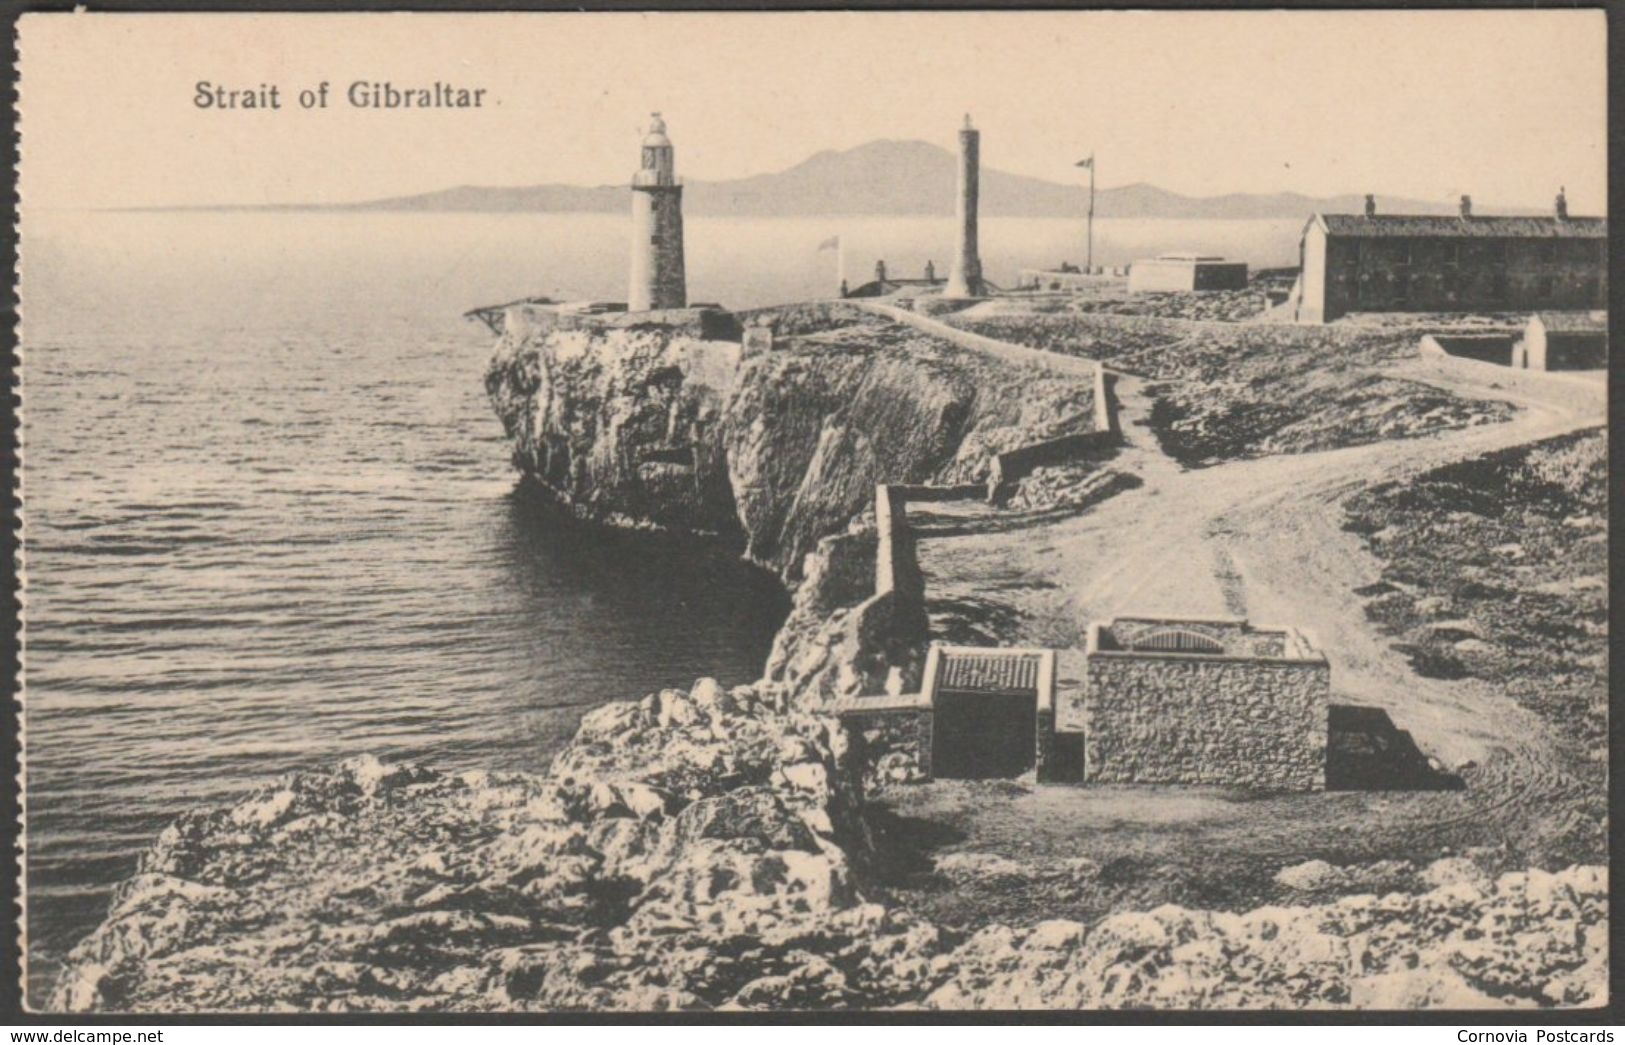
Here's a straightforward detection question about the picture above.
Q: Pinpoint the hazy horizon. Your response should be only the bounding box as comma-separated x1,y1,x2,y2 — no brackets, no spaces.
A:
19,11,1608,214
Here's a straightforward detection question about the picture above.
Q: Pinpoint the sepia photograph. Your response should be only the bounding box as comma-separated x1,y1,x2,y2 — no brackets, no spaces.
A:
9,8,1612,1018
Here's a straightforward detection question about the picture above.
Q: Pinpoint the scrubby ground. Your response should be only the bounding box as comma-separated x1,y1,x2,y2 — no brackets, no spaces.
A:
940,301,1514,466
1344,428,1607,763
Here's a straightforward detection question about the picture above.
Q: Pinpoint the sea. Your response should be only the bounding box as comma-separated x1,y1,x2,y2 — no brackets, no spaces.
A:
18,209,1302,1001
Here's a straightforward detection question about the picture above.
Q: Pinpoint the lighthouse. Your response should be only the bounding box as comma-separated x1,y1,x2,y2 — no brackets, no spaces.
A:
944,114,985,298
628,113,687,312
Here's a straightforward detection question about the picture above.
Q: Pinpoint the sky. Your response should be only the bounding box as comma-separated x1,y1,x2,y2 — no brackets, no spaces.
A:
18,10,1609,212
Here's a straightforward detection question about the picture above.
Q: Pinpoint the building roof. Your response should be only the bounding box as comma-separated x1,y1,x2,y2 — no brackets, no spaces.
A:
1315,213,1607,239
1531,310,1608,334
937,649,1042,693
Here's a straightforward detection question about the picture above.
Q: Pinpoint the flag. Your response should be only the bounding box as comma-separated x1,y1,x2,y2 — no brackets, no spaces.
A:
1075,155,1094,170
817,235,840,252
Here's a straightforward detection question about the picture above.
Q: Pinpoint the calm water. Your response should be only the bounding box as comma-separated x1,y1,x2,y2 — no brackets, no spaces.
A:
19,209,1301,999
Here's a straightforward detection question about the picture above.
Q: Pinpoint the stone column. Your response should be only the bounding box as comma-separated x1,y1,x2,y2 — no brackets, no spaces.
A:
945,115,984,298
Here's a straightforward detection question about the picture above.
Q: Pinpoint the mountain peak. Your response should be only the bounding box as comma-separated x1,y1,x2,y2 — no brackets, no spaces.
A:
335,139,1536,220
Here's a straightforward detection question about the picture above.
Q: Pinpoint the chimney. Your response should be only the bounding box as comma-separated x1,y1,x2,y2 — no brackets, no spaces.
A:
1459,194,1473,219
1556,186,1569,220
1364,194,1376,218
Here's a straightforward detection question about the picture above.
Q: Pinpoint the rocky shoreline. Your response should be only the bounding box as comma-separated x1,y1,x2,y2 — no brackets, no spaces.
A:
47,310,1608,1012
50,668,1607,1011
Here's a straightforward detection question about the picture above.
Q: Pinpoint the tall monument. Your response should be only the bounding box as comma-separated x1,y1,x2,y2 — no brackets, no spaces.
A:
628,113,687,312
944,114,985,298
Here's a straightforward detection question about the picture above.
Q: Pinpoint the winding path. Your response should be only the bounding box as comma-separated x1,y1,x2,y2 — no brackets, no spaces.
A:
886,300,1602,793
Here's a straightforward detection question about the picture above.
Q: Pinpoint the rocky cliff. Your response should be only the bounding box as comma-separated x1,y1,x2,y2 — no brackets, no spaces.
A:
484,306,1096,579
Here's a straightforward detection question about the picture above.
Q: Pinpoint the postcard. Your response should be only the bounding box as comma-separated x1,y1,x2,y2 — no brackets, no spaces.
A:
13,9,1609,1015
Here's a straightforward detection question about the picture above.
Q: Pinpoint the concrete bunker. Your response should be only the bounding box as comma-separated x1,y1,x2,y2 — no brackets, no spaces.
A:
1128,254,1249,294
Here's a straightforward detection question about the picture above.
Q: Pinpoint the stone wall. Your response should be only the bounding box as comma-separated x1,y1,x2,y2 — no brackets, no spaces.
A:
1081,653,1329,790
838,698,933,788
874,485,928,640
989,431,1116,489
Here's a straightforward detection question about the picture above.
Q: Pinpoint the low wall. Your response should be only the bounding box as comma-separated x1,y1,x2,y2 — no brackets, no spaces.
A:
1092,364,1119,437
885,483,986,502
984,363,1120,492
1419,334,1516,367
874,485,926,633
1081,652,1329,790
506,304,743,342
990,430,1118,487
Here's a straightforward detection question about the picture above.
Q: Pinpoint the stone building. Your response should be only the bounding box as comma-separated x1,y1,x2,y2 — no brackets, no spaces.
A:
841,616,1329,791
1516,311,1608,371
1073,617,1330,790
1290,195,1607,323
1127,254,1248,294
628,113,687,312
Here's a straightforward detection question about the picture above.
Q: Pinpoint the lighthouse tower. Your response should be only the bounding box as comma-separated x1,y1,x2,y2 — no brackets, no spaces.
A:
628,113,687,312
944,114,985,298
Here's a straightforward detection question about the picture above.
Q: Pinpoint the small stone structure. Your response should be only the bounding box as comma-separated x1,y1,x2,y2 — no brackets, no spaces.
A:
1128,254,1249,294
1516,311,1607,371
1074,616,1330,790
837,643,1056,784
741,320,776,358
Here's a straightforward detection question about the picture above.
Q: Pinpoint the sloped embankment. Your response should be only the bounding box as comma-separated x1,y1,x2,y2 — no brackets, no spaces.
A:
1342,428,1608,865
940,306,1514,466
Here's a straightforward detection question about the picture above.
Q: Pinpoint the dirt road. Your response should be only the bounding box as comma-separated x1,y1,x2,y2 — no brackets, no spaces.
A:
891,312,1605,918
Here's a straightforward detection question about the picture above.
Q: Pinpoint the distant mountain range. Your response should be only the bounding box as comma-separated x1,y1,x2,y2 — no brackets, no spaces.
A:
181,139,1559,220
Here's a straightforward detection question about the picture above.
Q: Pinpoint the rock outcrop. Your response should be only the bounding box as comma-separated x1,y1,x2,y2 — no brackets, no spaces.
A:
49,679,885,1012
486,309,1096,579
51,688,1607,1013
